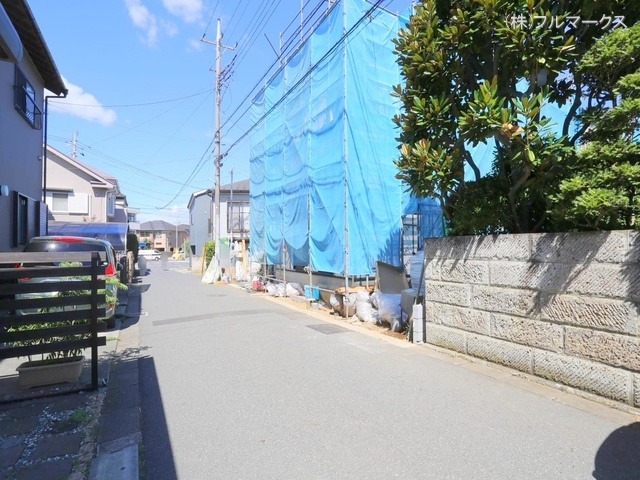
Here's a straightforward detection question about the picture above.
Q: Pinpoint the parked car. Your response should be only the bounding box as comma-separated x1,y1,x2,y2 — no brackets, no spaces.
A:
19,236,121,328
139,249,161,261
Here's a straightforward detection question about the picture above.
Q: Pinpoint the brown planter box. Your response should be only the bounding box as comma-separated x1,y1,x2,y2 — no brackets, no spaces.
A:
16,356,85,389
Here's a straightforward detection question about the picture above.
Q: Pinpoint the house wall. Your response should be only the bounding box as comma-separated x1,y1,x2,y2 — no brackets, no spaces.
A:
418,231,640,407
45,151,109,222
189,194,212,256
189,191,250,256
221,191,250,241
153,233,168,251
0,55,46,251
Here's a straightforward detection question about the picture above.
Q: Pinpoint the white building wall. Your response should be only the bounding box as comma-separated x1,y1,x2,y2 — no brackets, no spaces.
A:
0,53,46,251
45,151,110,223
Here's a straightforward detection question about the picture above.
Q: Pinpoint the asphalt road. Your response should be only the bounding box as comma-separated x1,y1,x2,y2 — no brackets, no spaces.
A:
136,263,640,480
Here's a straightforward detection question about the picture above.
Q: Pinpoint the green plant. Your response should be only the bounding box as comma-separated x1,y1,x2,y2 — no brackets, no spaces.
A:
204,240,215,267
392,0,639,234
550,22,640,230
127,233,140,260
9,262,128,362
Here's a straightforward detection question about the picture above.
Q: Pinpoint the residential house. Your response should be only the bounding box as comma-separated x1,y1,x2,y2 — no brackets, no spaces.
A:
0,0,67,251
139,220,189,252
187,179,249,256
45,145,126,224
43,145,133,250
127,207,140,234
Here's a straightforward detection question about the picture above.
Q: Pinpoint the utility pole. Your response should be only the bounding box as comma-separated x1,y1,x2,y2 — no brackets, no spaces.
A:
67,131,79,159
229,168,234,246
202,19,236,268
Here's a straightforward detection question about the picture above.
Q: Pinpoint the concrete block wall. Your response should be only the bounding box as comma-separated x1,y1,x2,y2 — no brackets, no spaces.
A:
420,231,640,406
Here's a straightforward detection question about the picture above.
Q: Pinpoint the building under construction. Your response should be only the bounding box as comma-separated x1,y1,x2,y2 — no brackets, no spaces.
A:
249,0,441,288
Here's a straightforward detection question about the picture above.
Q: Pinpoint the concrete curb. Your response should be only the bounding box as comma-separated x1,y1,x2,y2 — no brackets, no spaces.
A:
89,287,142,480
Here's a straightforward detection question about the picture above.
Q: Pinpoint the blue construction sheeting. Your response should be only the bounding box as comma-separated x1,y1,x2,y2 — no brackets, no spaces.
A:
250,0,441,275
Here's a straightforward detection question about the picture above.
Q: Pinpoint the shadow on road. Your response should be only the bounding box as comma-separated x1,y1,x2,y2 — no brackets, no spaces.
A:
593,422,640,479
139,354,178,480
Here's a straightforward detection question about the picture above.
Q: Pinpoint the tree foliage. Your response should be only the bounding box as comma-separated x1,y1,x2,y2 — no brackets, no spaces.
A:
550,22,640,229
126,233,139,260
393,0,639,234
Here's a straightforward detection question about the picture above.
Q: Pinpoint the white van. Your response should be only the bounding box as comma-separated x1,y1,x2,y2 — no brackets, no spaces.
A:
139,249,161,261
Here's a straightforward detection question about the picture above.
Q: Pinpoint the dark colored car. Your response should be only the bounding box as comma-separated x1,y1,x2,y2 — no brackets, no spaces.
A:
20,236,120,328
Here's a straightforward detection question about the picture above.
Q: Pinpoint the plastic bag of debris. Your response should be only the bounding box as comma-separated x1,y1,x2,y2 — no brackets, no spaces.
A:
329,292,356,316
285,283,304,297
355,290,374,323
376,292,402,321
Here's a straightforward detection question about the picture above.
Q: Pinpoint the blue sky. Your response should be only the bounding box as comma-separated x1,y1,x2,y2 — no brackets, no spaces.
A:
29,0,411,225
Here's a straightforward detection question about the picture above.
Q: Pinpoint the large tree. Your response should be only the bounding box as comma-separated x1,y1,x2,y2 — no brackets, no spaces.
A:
393,0,638,234
551,22,640,229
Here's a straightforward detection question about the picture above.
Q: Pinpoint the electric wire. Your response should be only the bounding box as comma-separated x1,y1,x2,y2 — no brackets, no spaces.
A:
219,0,330,134
47,88,210,108
223,0,385,156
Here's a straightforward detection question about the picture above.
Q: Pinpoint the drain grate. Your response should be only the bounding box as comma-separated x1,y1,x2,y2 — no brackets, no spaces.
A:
306,324,349,335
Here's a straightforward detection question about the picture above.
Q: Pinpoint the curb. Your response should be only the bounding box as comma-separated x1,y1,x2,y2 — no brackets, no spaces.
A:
89,286,142,480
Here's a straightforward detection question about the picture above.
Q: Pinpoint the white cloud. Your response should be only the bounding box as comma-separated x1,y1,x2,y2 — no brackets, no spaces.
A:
161,19,179,37
187,38,204,52
124,0,159,46
48,77,117,125
162,0,203,24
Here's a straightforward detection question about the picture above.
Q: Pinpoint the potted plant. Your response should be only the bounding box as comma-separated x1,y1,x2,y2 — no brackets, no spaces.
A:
10,262,127,389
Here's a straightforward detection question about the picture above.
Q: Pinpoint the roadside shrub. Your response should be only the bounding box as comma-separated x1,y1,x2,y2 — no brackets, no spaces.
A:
127,233,139,260
204,240,215,267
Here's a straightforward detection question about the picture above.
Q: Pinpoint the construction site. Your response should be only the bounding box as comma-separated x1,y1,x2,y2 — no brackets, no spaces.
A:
247,0,442,312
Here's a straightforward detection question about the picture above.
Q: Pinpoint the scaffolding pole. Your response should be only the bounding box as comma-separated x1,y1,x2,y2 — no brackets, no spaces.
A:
342,0,349,318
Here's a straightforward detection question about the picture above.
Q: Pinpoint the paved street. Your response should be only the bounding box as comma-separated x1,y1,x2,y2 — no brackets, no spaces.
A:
137,263,640,480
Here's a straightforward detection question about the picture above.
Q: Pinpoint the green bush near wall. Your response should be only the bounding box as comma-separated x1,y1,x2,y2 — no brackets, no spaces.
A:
127,233,139,260
204,240,215,267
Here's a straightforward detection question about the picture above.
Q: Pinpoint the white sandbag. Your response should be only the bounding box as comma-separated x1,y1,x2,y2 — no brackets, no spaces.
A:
356,301,374,323
377,292,402,321
370,290,380,309
266,284,277,296
356,290,371,302
286,282,304,297
275,283,286,297
355,290,373,322
250,262,262,275
202,256,221,284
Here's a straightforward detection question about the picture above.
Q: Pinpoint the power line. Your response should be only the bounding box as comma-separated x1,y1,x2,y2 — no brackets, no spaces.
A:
219,0,331,134
223,0,385,156
47,88,210,108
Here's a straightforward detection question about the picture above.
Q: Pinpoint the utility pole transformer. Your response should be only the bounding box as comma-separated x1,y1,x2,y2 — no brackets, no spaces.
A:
201,19,236,266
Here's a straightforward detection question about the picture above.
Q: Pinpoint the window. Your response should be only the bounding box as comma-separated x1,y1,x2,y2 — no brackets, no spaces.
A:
106,193,115,217
14,67,42,129
227,201,250,236
46,192,89,214
51,193,68,212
